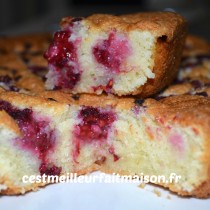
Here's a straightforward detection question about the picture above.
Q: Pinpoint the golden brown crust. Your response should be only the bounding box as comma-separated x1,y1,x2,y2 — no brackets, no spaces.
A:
180,66,210,81
139,26,187,97
190,174,210,198
0,110,21,135
0,33,51,54
158,77,210,97
0,34,51,93
81,12,186,42
2,90,210,135
0,176,46,195
145,95,210,133
183,35,210,56
0,53,27,71
16,72,45,93
178,35,210,82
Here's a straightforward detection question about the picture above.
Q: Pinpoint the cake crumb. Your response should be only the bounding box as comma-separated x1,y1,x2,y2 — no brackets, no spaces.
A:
166,195,171,200
139,183,146,189
153,189,161,197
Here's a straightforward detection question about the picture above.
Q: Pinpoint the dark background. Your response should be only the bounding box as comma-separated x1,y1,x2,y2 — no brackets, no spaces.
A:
0,0,210,40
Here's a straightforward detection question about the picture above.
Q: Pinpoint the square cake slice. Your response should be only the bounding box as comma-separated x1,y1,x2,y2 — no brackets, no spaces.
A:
44,12,187,97
1,90,210,198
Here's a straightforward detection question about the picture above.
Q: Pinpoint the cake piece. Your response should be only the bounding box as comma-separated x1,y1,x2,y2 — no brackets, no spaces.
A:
0,34,52,93
154,77,210,99
0,33,51,54
0,90,210,198
178,35,210,81
183,35,210,57
44,12,187,97
178,52,210,82
0,53,45,93
155,35,210,99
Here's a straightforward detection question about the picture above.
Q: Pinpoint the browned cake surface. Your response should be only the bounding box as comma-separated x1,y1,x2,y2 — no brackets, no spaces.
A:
0,33,51,93
183,35,210,56
74,12,186,41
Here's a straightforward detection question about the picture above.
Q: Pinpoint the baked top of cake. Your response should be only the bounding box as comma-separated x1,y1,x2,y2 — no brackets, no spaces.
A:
183,35,210,56
66,12,185,41
0,34,50,93
0,33,51,54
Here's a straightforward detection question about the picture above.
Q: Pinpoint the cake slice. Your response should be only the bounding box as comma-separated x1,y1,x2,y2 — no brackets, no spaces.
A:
0,90,210,198
0,33,51,54
155,35,210,99
178,35,210,81
44,12,187,97
0,34,51,93
183,35,210,57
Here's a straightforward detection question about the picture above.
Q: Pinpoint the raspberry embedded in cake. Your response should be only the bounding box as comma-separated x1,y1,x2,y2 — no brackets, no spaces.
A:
169,133,184,154
73,106,116,162
93,32,132,73
0,75,19,92
0,100,61,176
108,145,119,162
77,106,116,141
39,163,62,176
92,79,113,93
44,21,81,90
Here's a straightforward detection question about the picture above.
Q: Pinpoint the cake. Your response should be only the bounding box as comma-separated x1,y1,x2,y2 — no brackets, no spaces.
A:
183,35,210,57
44,12,187,97
0,90,210,198
0,30,210,198
0,34,50,93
